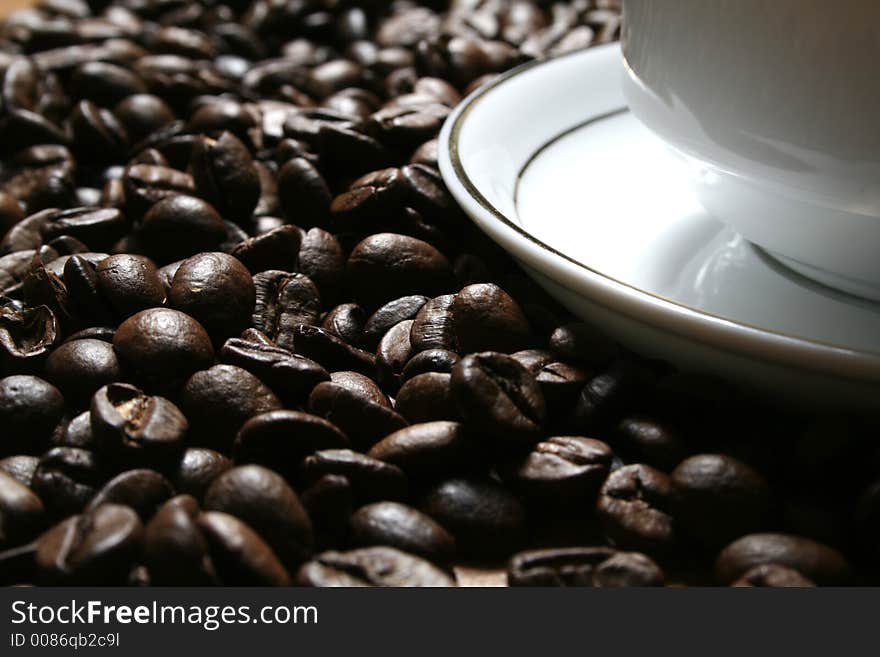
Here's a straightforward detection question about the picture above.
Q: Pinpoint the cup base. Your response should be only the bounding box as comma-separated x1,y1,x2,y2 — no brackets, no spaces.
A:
766,252,880,303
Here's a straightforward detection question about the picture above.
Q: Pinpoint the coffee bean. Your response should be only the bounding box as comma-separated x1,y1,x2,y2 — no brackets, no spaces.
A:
347,233,454,309
39,207,127,253
168,252,255,344
45,339,121,407
139,195,226,264
293,324,376,376
90,383,188,468
94,254,165,319
309,380,407,451
613,417,687,472
593,551,665,587
180,365,282,452
31,446,103,518
0,470,45,548
230,225,302,274
350,501,455,563
69,100,129,163
122,165,195,222
597,464,676,554
252,270,322,350
171,448,232,500
450,352,546,450
219,337,330,405
421,477,526,558
731,563,815,587
297,227,345,305
329,371,392,408
191,131,260,225
396,372,459,424
401,348,459,381
113,308,214,389
507,547,617,586
367,421,483,481
376,319,415,391
301,449,407,504
0,375,65,457
716,533,851,585
197,510,291,585
569,360,657,433
362,294,429,350
549,322,618,368
277,157,332,228
301,474,353,548
409,294,457,352
451,283,532,353
0,455,39,487
297,546,455,586
321,303,366,346
85,469,173,520
204,465,313,567
142,495,217,586
671,454,773,549
113,94,175,143
36,503,143,585
498,436,613,501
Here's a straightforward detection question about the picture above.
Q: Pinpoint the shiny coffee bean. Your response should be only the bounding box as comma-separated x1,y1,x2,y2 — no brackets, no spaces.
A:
139,195,226,264
549,322,618,368
451,283,532,353
0,455,39,487
613,417,687,473
191,132,260,225
0,375,65,456
277,158,332,228
301,474,353,548
252,270,322,350
401,348,459,381
84,469,173,520
297,546,455,587
716,533,851,585
296,227,345,305
395,372,459,423
507,547,617,586
362,294,429,350
45,339,121,407
197,510,291,585
94,254,166,319
122,164,195,221
31,447,103,518
171,448,232,500
309,379,407,451
292,324,376,376
321,303,366,346
349,501,455,564
597,464,676,555
230,225,302,274
409,294,457,353
0,470,45,548
731,563,815,587
142,496,216,586
301,449,407,504
376,319,415,391
367,421,483,480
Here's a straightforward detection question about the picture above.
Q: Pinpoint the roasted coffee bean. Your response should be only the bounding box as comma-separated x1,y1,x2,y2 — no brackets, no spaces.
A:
507,547,617,586
422,477,525,559
85,469,173,520
376,319,415,391
613,417,687,472
330,167,407,231
234,410,349,474
409,294,457,352
450,283,531,353
347,233,454,309
293,324,376,376
549,322,618,368
277,157,332,228
0,190,25,236
401,348,459,381
36,503,143,585
731,563,815,587
69,100,129,163
113,94,175,144
0,455,39,487
301,449,407,504
139,195,226,264
90,383,188,467
219,337,329,405
204,465,313,567
63,255,113,322
716,533,851,586
39,207,127,253
593,551,665,587
170,448,232,501
93,254,165,319
309,380,407,451
398,370,461,423
0,470,45,548
113,308,214,389
362,295,429,350
569,360,657,433
597,464,676,555
368,421,482,479
498,436,613,501
142,495,216,586
296,227,345,305
191,132,260,225
252,270,322,350
350,501,455,564
168,252,255,344
301,474,353,548
328,371,391,408
73,61,147,107
321,303,366,346
297,546,455,587
45,338,121,407
450,352,546,449
0,375,65,457
230,225,302,274
31,447,103,518
197,510,291,585
54,411,96,449
671,454,773,549
122,164,195,221
180,365,281,452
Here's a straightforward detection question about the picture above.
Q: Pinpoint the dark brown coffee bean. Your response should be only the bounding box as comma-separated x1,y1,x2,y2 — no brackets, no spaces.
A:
191,131,260,225
401,348,459,381
278,157,332,228
230,225,302,274
362,295,429,350
168,252,255,344
450,352,546,450
204,465,313,567
309,380,407,451
671,454,773,549
569,360,657,433
498,436,613,501
716,533,851,585
293,324,376,376
36,503,143,585
301,449,407,504
347,233,454,309
350,501,455,564
139,195,226,264
731,563,815,587
368,421,482,480
329,371,392,408
197,510,291,585
180,364,281,452
297,546,455,587
45,338,121,407
113,94,175,143
122,164,195,221
219,337,330,405
395,372,459,424
507,547,618,586
252,270,322,350
321,303,366,346
90,383,188,467
84,469,173,520
235,410,349,474
593,551,665,587
31,447,103,518
113,308,214,389
297,227,345,305
72,61,147,106
597,464,676,555
301,474,353,548
549,322,618,368
171,448,231,501
422,477,525,559
69,100,129,163
94,254,165,319
39,207,127,253
450,283,531,353
409,294,457,352
0,375,65,457
0,470,45,548
613,417,687,472
330,167,407,232
376,319,414,391
142,495,216,586
0,455,39,487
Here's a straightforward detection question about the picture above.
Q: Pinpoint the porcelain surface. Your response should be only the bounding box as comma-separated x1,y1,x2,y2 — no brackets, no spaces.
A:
438,43,880,410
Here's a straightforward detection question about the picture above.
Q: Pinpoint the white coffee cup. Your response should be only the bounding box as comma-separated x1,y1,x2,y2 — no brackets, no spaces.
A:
621,0,880,301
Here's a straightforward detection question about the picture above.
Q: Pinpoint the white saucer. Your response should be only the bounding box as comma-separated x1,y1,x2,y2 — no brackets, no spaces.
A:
438,43,880,411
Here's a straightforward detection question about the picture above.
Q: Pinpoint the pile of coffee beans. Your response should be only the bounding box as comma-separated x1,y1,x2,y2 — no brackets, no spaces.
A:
0,0,876,588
